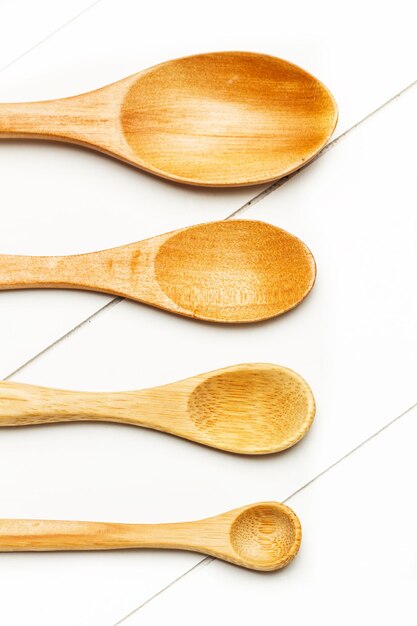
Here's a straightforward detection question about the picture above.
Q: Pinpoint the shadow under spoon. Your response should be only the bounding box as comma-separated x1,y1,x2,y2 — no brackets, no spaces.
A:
0,502,302,571
0,363,315,454
0,51,337,187
0,220,316,323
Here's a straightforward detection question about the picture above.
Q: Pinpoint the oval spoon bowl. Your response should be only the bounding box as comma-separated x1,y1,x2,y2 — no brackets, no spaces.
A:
227,502,302,570
119,51,338,186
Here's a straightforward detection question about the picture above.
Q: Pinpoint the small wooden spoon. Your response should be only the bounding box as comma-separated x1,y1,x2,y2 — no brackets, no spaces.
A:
0,220,316,323
0,51,337,186
0,502,301,571
0,364,315,454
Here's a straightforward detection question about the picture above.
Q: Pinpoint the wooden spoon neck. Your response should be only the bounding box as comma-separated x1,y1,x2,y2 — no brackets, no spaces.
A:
123,519,226,555
126,521,203,549
58,389,166,426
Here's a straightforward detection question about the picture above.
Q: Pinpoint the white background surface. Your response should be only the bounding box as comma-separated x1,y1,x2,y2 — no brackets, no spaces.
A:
0,1,416,624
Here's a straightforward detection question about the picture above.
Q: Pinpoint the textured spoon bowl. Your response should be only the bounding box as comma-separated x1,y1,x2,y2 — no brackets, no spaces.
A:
186,363,316,453
228,503,302,570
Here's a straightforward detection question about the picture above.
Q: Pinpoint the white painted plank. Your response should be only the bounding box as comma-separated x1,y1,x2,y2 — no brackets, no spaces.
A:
0,83,415,624
0,0,95,69
126,405,417,626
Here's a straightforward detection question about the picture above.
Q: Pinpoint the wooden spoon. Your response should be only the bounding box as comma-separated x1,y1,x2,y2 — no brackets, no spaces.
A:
0,364,315,454
0,220,316,323
0,51,337,187
0,502,301,571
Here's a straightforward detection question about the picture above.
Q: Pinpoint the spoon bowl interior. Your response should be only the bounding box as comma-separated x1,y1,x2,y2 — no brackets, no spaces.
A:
223,502,301,570
153,220,316,322
187,364,315,453
119,51,338,185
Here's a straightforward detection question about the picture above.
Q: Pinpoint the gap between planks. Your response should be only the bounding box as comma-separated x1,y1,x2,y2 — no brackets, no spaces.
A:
227,78,417,219
0,0,104,74
3,297,122,381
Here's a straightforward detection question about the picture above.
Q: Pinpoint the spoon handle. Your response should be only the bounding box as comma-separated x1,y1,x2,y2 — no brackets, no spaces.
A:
0,247,130,295
0,94,111,144
0,98,80,140
0,518,199,551
0,253,82,290
0,381,161,427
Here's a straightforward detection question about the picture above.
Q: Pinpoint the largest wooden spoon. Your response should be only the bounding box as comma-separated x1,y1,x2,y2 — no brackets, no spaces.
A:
0,52,337,186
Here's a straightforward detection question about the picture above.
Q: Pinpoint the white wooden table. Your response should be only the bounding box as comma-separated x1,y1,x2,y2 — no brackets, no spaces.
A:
0,1,416,624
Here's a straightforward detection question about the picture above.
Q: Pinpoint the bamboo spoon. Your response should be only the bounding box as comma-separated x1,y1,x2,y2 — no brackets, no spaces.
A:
0,502,301,571
0,51,337,187
0,220,316,323
0,364,315,454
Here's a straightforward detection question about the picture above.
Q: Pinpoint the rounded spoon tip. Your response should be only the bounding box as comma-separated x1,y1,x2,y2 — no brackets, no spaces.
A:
224,502,302,571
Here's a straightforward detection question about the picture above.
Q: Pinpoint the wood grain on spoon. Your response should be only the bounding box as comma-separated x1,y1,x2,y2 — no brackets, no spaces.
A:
0,220,316,323
0,502,301,571
0,364,315,454
0,52,337,186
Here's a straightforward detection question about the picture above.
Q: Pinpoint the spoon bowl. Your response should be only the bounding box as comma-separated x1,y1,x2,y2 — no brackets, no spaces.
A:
0,220,316,323
0,363,316,454
0,502,302,571
187,363,315,453
0,52,337,186
228,503,301,570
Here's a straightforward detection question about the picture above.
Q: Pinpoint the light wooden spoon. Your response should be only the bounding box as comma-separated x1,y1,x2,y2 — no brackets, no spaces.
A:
0,220,316,323
0,364,315,454
0,51,337,187
0,502,301,571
